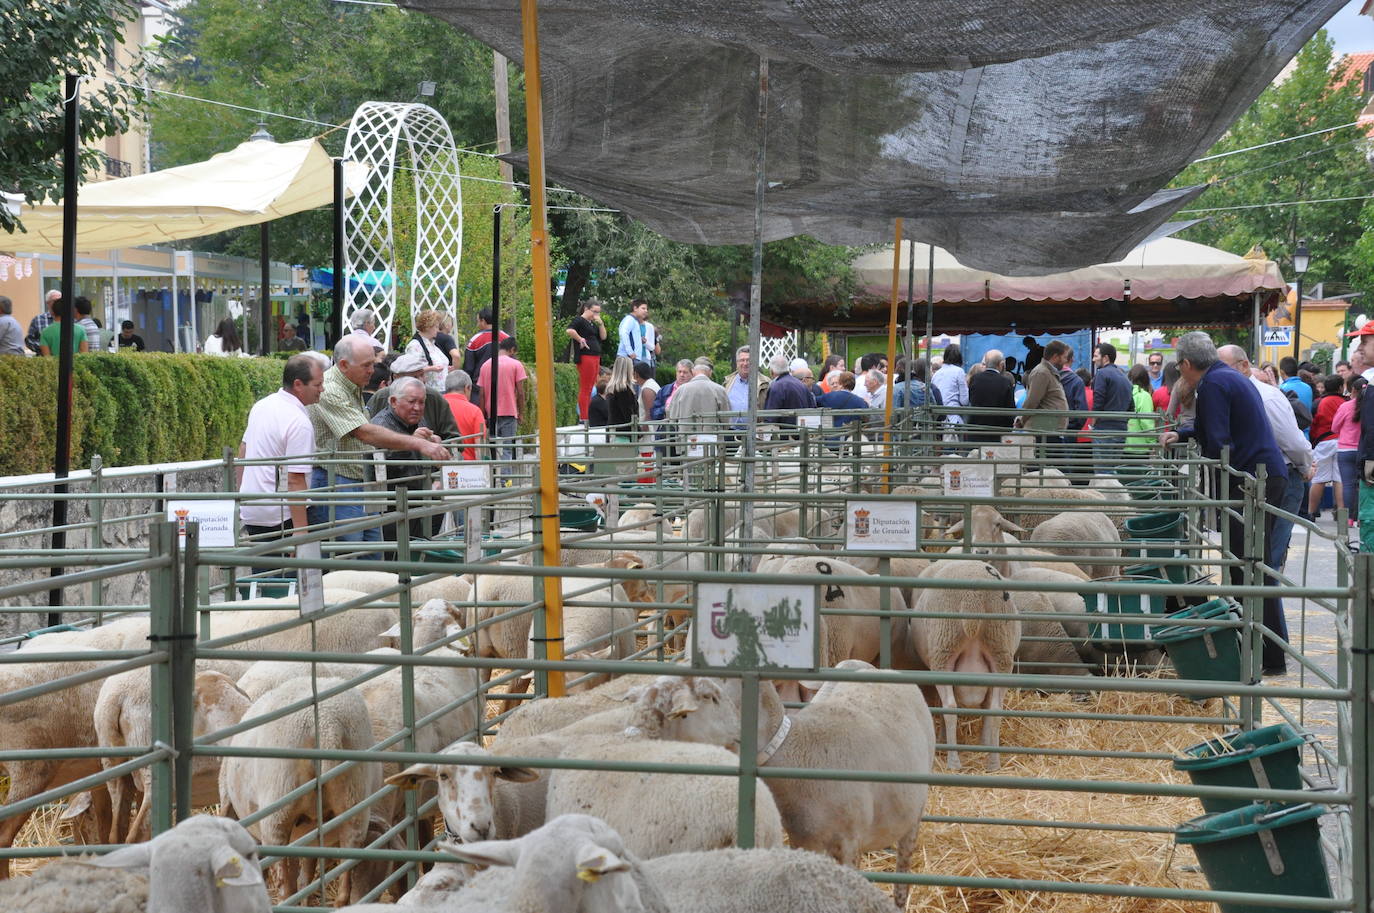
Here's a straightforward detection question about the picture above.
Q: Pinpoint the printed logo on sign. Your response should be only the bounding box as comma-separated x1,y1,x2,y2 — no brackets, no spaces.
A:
852,508,871,538
694,583,817,671
174,508,190,535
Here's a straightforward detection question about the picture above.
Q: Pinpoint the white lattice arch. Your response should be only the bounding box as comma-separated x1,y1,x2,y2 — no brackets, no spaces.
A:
342,102,462,348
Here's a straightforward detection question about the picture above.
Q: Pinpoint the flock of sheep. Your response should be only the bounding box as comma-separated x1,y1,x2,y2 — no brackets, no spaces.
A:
0,466,1158,911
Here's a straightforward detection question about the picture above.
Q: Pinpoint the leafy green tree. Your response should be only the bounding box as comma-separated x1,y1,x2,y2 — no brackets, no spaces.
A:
1,0,150,233
1170,30,1366,285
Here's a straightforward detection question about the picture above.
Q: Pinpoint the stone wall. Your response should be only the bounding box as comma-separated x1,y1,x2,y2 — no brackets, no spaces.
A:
0,461,226,640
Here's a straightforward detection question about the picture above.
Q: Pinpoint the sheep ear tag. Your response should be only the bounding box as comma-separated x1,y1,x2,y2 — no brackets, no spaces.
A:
211,844,265,887
576,845,632,879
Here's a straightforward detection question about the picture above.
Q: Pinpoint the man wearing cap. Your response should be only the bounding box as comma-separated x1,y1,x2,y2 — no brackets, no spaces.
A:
1350,320,1374,552
366,351,461,442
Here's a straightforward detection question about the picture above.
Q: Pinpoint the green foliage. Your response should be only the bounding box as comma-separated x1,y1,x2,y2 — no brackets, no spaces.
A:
1170,31,1367,287
0,353,282,475
151,0,526,266
1,0,150,232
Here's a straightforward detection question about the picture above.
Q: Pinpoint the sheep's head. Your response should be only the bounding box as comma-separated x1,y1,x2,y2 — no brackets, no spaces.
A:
387,740,538,844
379,598,467,650
441,814,649,913
950,507,1024,578
621,676,740,750
605,552,650,603
88,815,269,913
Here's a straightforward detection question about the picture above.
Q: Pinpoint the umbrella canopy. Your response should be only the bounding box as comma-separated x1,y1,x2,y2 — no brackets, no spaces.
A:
5,139,366,254
776,237,1286,334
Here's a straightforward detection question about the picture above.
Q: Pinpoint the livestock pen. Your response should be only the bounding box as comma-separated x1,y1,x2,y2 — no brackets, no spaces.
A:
0,411,1367,912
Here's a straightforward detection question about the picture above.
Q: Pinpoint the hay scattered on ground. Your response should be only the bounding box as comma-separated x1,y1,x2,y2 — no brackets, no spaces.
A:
865,687,1223,912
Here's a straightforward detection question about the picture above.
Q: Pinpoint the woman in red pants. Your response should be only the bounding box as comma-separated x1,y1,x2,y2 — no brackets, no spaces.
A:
565,298,606,420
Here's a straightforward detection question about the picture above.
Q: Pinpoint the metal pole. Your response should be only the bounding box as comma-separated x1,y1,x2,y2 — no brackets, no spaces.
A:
1251,291,1262,364
1292,275,1303,362
260,222,272,355
489,205,502,442
905,238,916,431
331,158,345,349
881,220,902,491
173,524,197,821
493,53,514,186
1350,553,1372,913
742,56,769,552
149,521,177,835
518,0,566,696
49,73,80,627
924,244,935,406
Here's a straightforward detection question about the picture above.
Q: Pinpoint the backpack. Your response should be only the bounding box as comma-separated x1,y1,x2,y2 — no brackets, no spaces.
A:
1282,388,1312,432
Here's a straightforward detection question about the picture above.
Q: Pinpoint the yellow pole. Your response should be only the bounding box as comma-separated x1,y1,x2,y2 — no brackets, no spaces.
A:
881,219,902,492
519,0,565,696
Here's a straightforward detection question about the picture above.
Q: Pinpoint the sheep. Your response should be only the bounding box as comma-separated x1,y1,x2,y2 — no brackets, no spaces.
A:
468,554,650,705
218,677,381,904
1008,567,1097,676
691,661,935,910
0,646,115,876
942,505,1025,576
365,813,895,913
0,815,271,913
542,737,785,856
205,588,397,659
907,558,1022,771
765,556,905,671
494,672,668,740
524,558,647,693
93,668,252,843
351,603,483,895
320,570,472,605
1027,509,1122,580
1088,474,1131,501
754,540,821,574
1003,486,1107,531
996,467,1070,496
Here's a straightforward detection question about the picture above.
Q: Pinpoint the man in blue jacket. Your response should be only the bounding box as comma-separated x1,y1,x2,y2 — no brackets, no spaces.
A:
1091,342,1132,471
1160,332,1290,675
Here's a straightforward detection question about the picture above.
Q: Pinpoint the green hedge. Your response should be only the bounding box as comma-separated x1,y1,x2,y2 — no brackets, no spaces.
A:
0,354,585,476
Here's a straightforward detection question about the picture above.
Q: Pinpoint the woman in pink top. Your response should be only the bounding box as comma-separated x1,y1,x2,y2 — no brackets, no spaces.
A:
1332,376,1366,524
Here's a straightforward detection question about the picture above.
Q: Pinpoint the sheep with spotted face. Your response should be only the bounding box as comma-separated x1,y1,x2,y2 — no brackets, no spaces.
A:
906,558,1022,771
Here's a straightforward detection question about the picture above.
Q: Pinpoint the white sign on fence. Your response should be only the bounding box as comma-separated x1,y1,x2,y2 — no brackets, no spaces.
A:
797,412,822,429
694,583,818,671
166,500,236,548
1262,326,1292,347
845,499,919,550
941,463,994,497
441,463,491,491
686,433,718,458
296,540,325,615
976,445,1019,476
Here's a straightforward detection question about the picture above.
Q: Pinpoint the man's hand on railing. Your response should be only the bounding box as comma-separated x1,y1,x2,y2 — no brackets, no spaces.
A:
1159,431,1180,447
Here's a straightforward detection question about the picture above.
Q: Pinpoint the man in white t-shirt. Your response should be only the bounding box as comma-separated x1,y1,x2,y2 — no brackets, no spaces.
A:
237,354,325,543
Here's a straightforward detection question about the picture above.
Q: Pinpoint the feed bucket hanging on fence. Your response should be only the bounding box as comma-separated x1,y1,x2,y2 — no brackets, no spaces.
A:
1125,511,1185,540
1175,801,1331,912
1154,598,1244,688
1173,724,1307,815
1079,573,1171,652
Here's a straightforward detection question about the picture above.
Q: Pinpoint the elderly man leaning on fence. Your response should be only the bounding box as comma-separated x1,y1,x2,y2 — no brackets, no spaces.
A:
764,353,812,424
1161,332,1291,676
307,335,450,548
370,376,438,542
1216,345,1313,577
667,362,730,424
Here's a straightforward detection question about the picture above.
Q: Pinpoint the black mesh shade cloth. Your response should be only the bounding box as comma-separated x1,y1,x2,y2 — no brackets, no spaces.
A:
403,0,1343,275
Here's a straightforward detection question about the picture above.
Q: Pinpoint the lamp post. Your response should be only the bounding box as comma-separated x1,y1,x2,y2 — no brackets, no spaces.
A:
1291,239,1309,361
249,123,275,355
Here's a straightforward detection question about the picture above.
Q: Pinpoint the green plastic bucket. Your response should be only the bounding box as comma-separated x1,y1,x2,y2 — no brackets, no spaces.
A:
236,576,295,600
1124,511,1184,540
1154,598,1244,689
1173,724,1306,815
1175,801,1331,912
1079,574,1171,652
559,505,602,531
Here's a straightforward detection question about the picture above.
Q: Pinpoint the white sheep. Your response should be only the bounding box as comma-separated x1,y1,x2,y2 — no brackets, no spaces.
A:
1008,567,1096,676
494,672,669,741
702,661,935,910
1087,474,1131,501
1027,509,1122,580
1003,485,1107,531
347,813,894,913
218,677,381,904
0,646,115,874
907,558,1022,771
766,556,907,669
320,570,472,605
205,588,396,659
93,668,252,843
0,815,271,913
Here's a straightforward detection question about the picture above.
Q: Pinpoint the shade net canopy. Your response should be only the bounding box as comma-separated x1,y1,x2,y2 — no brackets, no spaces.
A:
404,0,1341,275
5,139,367,255
778,237,1286,334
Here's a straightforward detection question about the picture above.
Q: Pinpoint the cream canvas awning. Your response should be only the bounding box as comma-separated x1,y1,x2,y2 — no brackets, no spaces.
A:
5,138,365,254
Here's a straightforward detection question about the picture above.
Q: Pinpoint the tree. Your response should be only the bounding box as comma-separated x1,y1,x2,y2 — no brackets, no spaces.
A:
1169,30,1366,285
1,0,150,233
150,0,526,265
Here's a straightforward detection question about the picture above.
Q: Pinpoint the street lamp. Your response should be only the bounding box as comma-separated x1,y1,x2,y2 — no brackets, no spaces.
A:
1292,239,1309,361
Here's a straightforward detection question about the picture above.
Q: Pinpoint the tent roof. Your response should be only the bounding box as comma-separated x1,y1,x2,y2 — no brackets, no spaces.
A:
405,0,1342,275
771,237,1286,334
5,139,365,255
